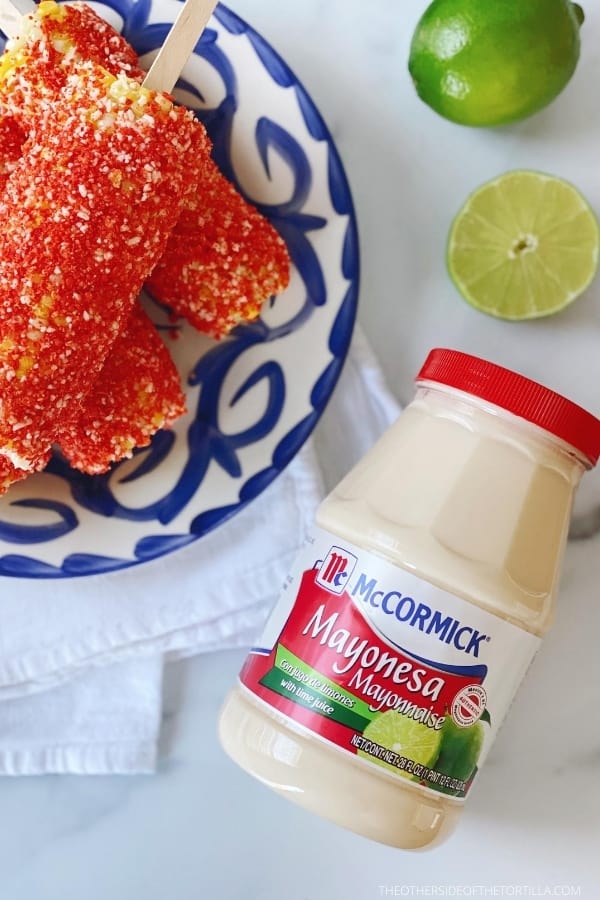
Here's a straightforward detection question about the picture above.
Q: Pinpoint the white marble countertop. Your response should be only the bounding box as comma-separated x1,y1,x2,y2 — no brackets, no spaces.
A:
2,0,600,896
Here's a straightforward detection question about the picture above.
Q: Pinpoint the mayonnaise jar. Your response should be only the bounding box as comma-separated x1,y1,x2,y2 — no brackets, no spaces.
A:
218,349,600,850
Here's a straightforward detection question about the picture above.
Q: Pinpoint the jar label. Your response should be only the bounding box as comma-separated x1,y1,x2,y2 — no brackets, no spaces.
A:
239,527,541,800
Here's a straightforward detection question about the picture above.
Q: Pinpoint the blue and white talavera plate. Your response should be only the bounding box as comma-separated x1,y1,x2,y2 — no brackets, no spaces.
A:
0,0,359,578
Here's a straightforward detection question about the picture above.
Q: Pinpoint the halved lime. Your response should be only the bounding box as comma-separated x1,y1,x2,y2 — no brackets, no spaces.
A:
447,170,600,319
358,710,442,778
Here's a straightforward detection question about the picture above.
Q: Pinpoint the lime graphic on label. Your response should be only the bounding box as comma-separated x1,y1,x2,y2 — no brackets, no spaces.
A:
358,710,442,778
434,715,485,795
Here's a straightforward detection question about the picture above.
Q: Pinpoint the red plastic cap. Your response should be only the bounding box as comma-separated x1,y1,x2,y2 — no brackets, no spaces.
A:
416,348,600,466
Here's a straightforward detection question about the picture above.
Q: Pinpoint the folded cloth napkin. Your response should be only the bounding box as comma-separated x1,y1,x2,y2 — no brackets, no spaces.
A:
0,326,400,774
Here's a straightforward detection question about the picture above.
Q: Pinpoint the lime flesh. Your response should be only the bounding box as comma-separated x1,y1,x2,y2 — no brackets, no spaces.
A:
358,710,442,778
447,170,600,320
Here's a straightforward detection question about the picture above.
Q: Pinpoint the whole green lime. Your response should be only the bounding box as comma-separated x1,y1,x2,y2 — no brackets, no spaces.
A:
408,0,584,126
434,715,484,795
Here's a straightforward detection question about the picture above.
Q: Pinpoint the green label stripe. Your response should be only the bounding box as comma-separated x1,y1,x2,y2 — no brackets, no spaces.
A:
275,644,374,718
259,644,372,731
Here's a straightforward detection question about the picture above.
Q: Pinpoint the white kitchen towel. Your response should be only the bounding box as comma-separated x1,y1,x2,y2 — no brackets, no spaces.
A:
0,326,401,774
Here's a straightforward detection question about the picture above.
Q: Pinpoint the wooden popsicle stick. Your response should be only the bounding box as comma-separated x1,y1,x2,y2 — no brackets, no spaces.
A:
143,0,218,93
0,0,218,94
0,0,29,39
